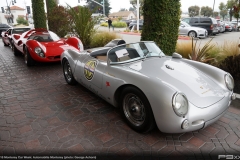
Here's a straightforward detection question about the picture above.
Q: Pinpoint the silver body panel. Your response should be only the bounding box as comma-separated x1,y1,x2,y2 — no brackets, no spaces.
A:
61,41,233,133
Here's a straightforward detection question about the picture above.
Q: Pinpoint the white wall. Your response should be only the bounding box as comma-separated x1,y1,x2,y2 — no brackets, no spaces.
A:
127,12,136,20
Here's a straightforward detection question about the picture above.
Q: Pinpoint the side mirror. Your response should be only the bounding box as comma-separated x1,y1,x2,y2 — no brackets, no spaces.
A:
180,25,185,27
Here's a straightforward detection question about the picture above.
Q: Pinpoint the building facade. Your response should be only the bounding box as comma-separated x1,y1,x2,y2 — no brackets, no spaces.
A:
0,5,26,25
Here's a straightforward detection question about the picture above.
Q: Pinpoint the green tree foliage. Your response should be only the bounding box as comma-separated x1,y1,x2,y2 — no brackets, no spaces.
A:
219,2,228,20
67,5,96,48
119,8,127,11
16,17,29,25
188,5,200,17
233,3,240,21
47,6,70,37
213,11,219,17
129,7,135,11
46,0,57,31
141,0,181,55
31,0,47,29
201,6,213,17
129,0,144,16
86,0,111,16
227,0,237,21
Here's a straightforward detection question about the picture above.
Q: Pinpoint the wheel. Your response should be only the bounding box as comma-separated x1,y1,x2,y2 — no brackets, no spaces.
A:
2,39,8,46
63,59,77,85
13,44,20,56
11,40,14,51
188,31,197,38
120,87,155,133
24,47,35,66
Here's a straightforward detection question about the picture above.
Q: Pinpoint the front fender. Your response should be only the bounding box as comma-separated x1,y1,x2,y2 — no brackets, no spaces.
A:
61,49,82,73
182,58,230,91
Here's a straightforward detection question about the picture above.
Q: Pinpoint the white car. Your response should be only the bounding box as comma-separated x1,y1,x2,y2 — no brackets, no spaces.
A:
179,21,208,38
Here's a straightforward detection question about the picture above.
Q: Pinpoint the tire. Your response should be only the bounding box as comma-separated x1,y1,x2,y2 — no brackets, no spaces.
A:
24,47,35,66
2,39,8,46
188,31,197,38
13,44,20,56
63,59,77,85
120,87,155,133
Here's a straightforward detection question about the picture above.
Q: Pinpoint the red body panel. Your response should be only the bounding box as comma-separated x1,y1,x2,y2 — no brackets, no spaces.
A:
26,40,79,62
12,28,83,63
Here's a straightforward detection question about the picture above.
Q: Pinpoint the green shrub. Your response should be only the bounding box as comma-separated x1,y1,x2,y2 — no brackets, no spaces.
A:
176,38,216,63
219,55,240,93
100,21,127,28
47,5,70,38
90,31,121,48
67,5,96,49
16,17,29,25
100,22,108,27
112,21,127,28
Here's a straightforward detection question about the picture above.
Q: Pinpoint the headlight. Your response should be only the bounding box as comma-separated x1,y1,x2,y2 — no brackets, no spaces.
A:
225,74,234,90
35,47,41,54
34,47,45,58
172,93,188,117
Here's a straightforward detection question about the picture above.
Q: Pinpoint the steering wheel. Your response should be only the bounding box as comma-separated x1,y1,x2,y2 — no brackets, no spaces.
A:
33,36,40,40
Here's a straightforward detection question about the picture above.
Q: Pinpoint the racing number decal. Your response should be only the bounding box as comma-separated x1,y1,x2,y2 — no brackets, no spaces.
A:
84,60,98,80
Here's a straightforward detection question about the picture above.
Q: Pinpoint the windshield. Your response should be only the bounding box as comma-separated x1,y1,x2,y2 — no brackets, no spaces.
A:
181,21,191,27
12,28,31,34
108,42,165,64
28,31,60,42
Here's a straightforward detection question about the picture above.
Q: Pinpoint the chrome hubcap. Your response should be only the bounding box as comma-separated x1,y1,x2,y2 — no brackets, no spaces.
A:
123,93,145,126
189,32,195,37
64,61,72,82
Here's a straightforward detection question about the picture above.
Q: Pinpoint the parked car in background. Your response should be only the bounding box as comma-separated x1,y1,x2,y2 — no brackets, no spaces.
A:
11,28,83,66
224,23,233,32
129,20,143,30
121,19,135,27
216,19,225,33
179,21,208,38
0,23,12,37
61,39,236,133
230,20,240,31
182,17,218,35
2,27,31,48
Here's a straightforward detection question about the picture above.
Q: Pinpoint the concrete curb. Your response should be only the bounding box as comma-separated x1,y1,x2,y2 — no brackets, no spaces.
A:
120,32,141,36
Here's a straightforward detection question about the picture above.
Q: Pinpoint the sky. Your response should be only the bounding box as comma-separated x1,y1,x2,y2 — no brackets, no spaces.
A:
0,0,229,14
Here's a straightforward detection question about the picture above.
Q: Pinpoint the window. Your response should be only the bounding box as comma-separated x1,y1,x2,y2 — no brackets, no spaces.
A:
182,18,190,24
200,18,211,23
190,18,199,23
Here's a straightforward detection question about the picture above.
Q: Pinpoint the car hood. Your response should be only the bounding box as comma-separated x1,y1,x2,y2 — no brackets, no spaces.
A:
39,41,75,56
128,57,225,108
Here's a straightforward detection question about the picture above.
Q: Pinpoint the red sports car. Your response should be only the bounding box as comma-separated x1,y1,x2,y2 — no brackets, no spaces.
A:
2,27,30,48
12,28,83,66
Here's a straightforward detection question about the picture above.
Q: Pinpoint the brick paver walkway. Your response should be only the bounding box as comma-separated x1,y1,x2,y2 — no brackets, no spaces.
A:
0,43,240,159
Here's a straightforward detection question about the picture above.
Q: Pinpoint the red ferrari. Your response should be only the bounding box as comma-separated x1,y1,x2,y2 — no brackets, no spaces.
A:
12,28,83,66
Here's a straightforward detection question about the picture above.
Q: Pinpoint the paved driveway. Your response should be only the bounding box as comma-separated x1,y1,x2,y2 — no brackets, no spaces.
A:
0,42,240,159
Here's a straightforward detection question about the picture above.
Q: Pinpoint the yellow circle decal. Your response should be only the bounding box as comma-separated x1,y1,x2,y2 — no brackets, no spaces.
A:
84,60,97,80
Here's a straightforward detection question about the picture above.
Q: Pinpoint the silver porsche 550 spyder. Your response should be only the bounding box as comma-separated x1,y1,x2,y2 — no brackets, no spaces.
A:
61,39,236,133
